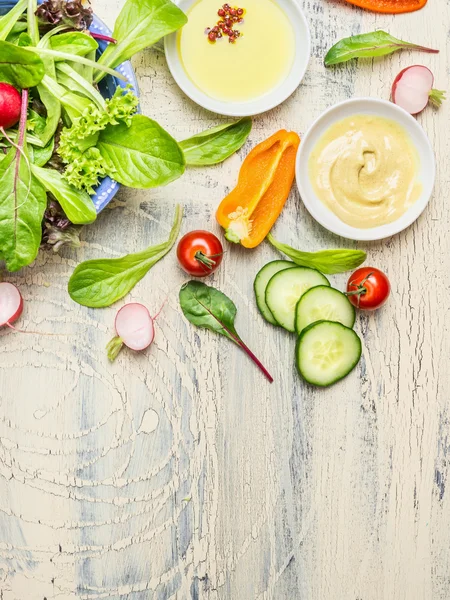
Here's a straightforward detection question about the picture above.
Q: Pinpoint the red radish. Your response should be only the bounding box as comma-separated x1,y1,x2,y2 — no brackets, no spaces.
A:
0,282,23,328
392,65,446,115
0,83,22,130
106,303,156,361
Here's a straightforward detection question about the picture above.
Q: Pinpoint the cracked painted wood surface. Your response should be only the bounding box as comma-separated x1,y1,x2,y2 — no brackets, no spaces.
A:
0,0,449,598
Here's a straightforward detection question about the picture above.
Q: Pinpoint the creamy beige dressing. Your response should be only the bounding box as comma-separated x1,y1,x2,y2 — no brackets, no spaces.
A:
308,115,422,228
178,0,295,102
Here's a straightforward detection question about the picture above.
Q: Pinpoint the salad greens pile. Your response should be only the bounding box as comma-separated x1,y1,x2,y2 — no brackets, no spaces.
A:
0,0,252,272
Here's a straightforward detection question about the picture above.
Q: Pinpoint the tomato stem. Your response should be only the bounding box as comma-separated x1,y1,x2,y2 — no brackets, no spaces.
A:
345,272,373,308
194,251,222,270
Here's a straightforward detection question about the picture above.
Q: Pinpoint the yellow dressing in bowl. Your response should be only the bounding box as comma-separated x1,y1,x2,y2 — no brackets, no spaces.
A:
308,115,422,229
178,0,295,103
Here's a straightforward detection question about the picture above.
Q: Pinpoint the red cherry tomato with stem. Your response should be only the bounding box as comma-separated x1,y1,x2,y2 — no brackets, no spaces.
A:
346,267,390,310
177,230,223,277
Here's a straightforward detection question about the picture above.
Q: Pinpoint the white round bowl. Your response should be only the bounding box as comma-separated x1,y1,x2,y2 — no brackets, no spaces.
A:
296,98,436,241
164,0,310,117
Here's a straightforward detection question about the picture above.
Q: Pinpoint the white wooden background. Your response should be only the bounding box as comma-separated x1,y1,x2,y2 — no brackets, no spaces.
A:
0,0,449,598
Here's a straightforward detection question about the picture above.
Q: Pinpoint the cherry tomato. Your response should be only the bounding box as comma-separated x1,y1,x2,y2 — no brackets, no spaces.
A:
177,231,223,277
346,267,391,310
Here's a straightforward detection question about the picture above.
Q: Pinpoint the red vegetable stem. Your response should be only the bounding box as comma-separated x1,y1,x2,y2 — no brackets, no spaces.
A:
235,337,274,383
14,89,28,183
90,32,117,44
409,43,439,54
18,89,28,148
197,298,274,383
220,319,273,383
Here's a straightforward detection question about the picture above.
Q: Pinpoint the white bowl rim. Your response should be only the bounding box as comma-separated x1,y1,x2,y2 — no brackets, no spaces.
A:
164,0,311,117
296,97,436,242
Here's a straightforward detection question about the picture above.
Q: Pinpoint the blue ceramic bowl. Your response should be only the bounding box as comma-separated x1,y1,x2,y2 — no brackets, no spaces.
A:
0,1,140,213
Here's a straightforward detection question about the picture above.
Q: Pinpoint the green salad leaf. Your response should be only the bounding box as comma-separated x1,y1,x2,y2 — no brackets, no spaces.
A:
267,234,367,275
36,87,61,147
0,0,27,41
56,62,106,109
31,166,97,225
27,0,39,46
180,118,252,166
324,31,438,66
49,31,98,57
0,146,47,272
68,205,183,308
5,22,28,44
97,114,186,189
27,110,54,166
179,281,273,382
17,32,33,47
30,137,54,167
33,47,127,81
95,0,187,81
41,74,92,121
0,40,45,88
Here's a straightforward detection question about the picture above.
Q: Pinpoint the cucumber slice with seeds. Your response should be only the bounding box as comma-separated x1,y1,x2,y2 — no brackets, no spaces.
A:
265,267,330,332
295,286,356,335
254,260,296,325
296,320,362,387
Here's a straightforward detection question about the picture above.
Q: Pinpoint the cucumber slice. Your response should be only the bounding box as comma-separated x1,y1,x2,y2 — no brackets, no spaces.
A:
296,320,362,387
254,260,296,325
265,267,330,332
295,286,356,335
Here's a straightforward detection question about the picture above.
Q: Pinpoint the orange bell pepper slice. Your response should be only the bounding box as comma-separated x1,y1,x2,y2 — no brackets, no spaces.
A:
216,130,300,249
345,0,427,13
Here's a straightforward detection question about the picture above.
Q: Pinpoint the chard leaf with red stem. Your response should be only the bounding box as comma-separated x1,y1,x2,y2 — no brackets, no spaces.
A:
0,89,47,271
179,280,273,383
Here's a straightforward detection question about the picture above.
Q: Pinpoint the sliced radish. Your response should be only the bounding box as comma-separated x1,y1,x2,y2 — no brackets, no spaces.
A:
392,65,446,115
0,282,23,327
107,303,155,361
115,303,154,350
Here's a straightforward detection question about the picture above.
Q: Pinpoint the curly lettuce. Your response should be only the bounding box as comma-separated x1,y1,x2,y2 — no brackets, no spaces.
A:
58,86,139,193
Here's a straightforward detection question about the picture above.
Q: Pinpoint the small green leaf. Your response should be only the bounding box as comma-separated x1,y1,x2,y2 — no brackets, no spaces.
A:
324,31,438,67
31,166,97,225
27,109,54,165
30,137,54,167
49,31,98,57
267,233,366,275
68,205,183,308
179,118,252,166
179,281,239,342
179,281,273,382
0,40,45,88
